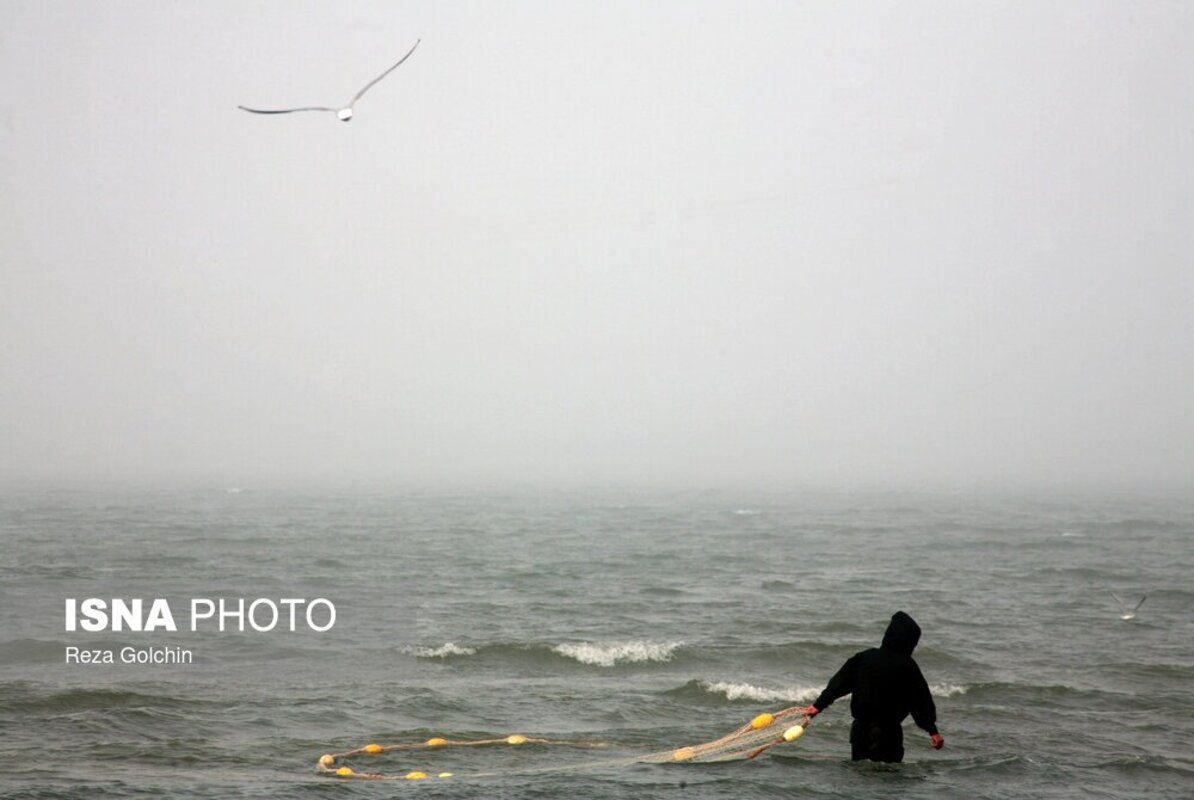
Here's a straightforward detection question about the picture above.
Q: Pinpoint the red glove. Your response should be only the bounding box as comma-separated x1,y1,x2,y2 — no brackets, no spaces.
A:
930,733,944,750
800,706,819,717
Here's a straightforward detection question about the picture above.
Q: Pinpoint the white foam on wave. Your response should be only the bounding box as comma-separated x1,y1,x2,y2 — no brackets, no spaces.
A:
552,640,684,667
700,681,821,703
410,642,477,658
699,681,967,703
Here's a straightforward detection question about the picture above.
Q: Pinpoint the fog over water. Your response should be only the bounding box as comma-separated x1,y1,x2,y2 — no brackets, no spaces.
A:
2,2,1191,491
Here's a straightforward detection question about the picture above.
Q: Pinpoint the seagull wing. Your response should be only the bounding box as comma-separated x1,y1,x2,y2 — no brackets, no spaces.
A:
238,105,337,115
350,39,420,106
1110,592,1147,614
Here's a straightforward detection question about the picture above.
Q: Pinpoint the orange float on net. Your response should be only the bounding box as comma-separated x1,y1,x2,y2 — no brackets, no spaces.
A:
750,713,775,729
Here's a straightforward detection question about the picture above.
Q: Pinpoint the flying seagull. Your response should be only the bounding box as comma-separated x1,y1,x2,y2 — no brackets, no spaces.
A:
238,39,420,121
1110,592,1147,620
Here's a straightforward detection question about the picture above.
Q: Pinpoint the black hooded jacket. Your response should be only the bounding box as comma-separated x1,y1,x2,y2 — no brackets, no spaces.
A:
811,611,938,735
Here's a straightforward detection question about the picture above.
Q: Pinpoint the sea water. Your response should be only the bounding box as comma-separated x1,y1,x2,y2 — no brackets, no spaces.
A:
1,485,1191,798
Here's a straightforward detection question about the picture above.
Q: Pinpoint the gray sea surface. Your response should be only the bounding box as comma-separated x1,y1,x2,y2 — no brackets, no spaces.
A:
1,485,1191,798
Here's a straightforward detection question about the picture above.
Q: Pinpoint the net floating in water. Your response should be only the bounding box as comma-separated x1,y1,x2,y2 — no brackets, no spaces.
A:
315,734,607,780
637,705,813,764
315,706,813,780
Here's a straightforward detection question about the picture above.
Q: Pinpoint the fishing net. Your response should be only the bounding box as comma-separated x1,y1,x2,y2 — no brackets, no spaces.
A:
315,705,814,780
638,705,813,764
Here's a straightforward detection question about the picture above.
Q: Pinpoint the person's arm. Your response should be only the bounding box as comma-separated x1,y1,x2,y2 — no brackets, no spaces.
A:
908,661,942,746
805,655,858,715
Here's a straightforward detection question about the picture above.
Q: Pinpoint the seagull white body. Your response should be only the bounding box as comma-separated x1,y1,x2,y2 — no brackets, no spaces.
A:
1111,592,1146,620
239,40,420,121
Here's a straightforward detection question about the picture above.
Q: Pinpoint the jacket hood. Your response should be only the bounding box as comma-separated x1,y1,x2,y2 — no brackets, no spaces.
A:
880,611,921,655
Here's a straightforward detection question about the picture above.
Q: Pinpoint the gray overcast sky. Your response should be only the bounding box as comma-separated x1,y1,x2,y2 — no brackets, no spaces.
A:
1,1,1191,490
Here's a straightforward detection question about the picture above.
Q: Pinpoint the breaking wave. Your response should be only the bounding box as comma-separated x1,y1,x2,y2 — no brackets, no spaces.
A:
409,643,477,659
552,640,684,667
698,681,821,703
676,680,968,705
406,640,684,667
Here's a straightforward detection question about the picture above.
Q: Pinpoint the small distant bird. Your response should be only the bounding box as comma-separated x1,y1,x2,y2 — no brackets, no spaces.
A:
238,39,420,122
1111,592,1147,620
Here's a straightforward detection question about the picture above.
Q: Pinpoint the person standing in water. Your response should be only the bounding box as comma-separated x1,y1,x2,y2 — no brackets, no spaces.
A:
802,611,945,762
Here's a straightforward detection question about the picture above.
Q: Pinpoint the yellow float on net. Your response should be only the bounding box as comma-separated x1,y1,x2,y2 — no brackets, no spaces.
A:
364,743,383,754
438,772,454,778
672,747,696,762
336,766,354,777
318,754,336,767
750,713,775,729
426,737,449,747
783,724,805,742
506,735,528,745
405,771,428,780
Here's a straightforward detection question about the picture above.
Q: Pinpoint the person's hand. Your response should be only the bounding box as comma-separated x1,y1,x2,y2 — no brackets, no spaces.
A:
930,733,944,750
799,706,819,717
